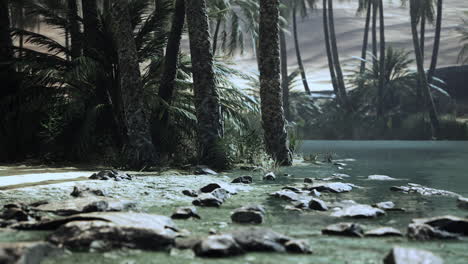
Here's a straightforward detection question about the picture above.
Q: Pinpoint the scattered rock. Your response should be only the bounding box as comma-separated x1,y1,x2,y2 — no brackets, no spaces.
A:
333,173,350,178
364,227,403,237
284,205,303,212
390,183,459,197
374,201,395,210
89,170,132,181
411,215,468,236
407,223,459,240
211,188,231,202
383,247,444,264
334,162,347,167
307,182,354,193
0,242,64,264
229,227,290,252
70,186,106,197
283,173,293,177
331,204,385,218
284,240,312,254
194,166,218,175
193,194,223,207
308,198,328,211
171,207,201,220
322,222,364,237
231,205,265,224
457,197,468,210
304,178,313,183
32,197,136,216
231,176,253,184
182,189,198,197
200,183,221,193
367,175,399,181
263,172,276,181
270,189,306,202
1,207,29,222
193,235,244,257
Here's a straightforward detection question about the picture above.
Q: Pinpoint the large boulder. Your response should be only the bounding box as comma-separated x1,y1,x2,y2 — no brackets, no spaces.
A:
0,242,63,264
89,170,132,181
263,172,276,181
331,204,385,218
457,197,468,210
231,176,253,184
411,215,468,236
322,222,364,237
171,207,201,220
383,247,443,264
47,213,179,251
32,197,136,216
193,235,243,257
229,227,290,252
308,198,328,211
364,227,403,237
390,183,459,197
407,223,459,240
231,205,265,224
307,182,354,193
70,186,106,197
192,194,223,207
199,183,221,193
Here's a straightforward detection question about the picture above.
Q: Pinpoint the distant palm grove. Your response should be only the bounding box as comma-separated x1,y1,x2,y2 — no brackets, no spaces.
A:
1,0,468,169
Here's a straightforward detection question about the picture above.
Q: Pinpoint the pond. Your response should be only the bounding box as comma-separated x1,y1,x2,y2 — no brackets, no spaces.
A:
1,141,467,263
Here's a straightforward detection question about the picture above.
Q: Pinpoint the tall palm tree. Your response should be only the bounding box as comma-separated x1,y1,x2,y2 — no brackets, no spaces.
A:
327,0,351,110
67,0,81,59
258,0,292,166
185,0,229,169
427,0,442,84
409,0,440,138
377,0,385,117
110,0,158,168
322,0,340,103
292,0,312,95
0,0,15,95
280,29,290,121
371,0,377,61
357,0,372,80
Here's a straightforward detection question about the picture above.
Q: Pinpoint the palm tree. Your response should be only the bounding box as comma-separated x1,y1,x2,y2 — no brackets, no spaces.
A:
279,7,290,121
258,0,292,166
357,0,372,82
0,0,15,96
371,0,377,61
409,0,440,138
291,0,312,95
377,0,385,117
67,0,81,59
457,12,468,64
327,0,351,110
427,0,442,84
322,0,340,103
110,0,158,168
185,0,229,169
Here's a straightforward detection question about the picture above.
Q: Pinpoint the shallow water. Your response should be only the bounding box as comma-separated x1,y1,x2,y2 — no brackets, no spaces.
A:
1,140,468,263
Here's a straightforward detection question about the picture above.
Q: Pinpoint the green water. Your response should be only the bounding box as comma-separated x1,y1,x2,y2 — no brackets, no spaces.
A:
4,141,468,263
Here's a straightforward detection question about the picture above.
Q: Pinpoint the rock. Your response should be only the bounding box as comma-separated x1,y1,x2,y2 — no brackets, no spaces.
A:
211,188,231,202
231,176,253,184
364,227,403,237
282,186,302,193
89,170,132,181
182,189,198,197
333,173,350,178
334,162,347,167
411,215,468,236
263,172,276,181
193,235,244,257
194,166,218,175
283,173,293,177
0,242,63,264
322,222,364,237
390,183,459,197
284,205,303,212
270,190,309,203
70,186,106,197
367,175,399,181
229,227,290,252
199,183,221,193
311,189,321,197
48,216,178,251
32,197,136,216
374,201,395,210
308,198,328,211
192,194,223,207
284,240,312,254
331,204,385,218
1,207,29,222
383,247,444,264
304,178,313,183
231,205,265,224
407,223,459,240
171,207,201,220
307,182,354,193
457,197,468,210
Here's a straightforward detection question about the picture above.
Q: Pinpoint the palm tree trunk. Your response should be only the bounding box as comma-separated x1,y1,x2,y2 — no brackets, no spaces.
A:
185,0,229,169
410,0,440,138
292,3,311,95
377,0,385,117
159,0,185,123
212,17,221,55
280,29,290,121
427,0,443,84
81,0,100,58
0,0,15,95
359,0,372,75
110,1,157,169
258,0,292,166
420,7,426,62
372,0,378,62
328,0,350,110
323,0,340,103
65,28,70,61
67,0,81,59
